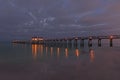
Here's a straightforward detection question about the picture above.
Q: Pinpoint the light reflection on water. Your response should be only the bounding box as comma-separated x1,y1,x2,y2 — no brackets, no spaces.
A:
0,43,120,80
75,48,80,57
89,49,95,63
57,48,60,57
31,44,95,62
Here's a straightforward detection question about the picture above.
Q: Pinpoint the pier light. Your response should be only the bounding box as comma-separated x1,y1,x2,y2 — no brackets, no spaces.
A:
38,38,44,41
32,37,44,41
34,38,38,41
32,38,34,41
32,37,38,41
75,37,78,40
110,35,113,39
89,36,92,39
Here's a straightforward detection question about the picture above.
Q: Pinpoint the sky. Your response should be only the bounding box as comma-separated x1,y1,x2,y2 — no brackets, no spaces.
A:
0,0,120,40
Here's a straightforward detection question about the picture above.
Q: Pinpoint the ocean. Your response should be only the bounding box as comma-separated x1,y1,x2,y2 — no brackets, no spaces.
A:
0,40,120,80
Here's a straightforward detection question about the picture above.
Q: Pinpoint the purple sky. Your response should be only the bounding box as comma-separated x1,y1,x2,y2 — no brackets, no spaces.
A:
0,0,120,40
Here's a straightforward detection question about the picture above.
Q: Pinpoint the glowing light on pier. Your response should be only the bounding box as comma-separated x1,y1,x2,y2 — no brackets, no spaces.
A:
89,36,92,39
32,37,44,41
75,37,78,40
110,35,113,39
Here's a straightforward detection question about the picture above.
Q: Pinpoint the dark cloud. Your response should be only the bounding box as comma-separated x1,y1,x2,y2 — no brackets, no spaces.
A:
0,0,120,40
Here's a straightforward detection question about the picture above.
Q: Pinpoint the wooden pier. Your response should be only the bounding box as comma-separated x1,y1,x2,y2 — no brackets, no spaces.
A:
12,35,120,47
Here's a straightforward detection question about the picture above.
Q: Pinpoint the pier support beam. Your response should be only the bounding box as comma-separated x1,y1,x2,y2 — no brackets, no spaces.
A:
80,39,84,47
98,39,101,47
59,39,63,47
110,36,113,47
48,40,51,47
68,39,72,48
110,39,113,47
88,38,92,47
55,39,59,46
44,40,46,46
52,40,55,46
64,39,67,48
56,40,60,47
74,38,78,48
50,40,54,47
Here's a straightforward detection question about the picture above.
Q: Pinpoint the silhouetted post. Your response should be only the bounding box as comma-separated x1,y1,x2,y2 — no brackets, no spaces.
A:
98,38,101,47
46,40,49,46
110,36,113,47
68,39,72,48
45,40,48,45
74,38,78,48
80,39,84,47
54,39,57,46
64,39,67,48
48,40,51,46
56,39,60,47
60,39,63,47
52,40,55,46
41,40,44,44
49,40,52,46
88,37,92,47
44,40,46,46
51,40,54,46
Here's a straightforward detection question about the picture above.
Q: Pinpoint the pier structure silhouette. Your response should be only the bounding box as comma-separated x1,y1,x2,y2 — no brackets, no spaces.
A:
43,35,120,47
12,35,120,47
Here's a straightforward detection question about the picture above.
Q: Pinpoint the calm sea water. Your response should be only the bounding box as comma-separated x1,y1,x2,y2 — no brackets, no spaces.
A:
0,40,120,80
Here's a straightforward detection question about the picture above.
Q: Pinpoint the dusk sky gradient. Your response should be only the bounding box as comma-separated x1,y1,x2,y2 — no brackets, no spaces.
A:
0,0,120,40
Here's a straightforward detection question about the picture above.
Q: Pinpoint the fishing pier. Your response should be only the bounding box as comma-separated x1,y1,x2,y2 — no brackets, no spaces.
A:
12,35,120,47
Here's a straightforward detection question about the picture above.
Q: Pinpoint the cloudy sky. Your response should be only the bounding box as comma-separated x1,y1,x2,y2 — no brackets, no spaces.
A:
0,0,120,40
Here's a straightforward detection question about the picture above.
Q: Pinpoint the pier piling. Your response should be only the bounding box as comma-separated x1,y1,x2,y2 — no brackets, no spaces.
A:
80,39,84,47
98,39,101,47
110,36,113,47
88,37,92,47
